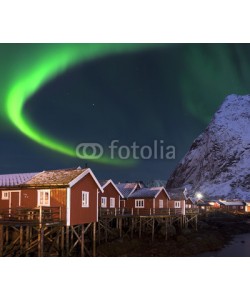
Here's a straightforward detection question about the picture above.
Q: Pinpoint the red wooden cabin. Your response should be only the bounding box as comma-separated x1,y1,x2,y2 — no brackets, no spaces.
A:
115,182,143,208
98,179,124,209
0,172,38,210
127,187,170,215
166,188,187,215
219,200,245,212
0,168,103,226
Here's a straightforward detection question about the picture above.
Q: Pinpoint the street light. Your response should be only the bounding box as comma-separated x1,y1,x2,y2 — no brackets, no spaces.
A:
195,192,203,200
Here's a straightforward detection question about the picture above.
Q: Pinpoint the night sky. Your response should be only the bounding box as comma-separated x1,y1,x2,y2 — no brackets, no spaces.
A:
1,44,250,182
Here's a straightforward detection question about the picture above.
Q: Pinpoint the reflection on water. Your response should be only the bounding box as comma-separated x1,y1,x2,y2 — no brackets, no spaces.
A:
199,233,250,257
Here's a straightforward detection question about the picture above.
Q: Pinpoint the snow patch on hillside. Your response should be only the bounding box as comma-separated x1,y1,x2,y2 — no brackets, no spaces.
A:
166,94,250,200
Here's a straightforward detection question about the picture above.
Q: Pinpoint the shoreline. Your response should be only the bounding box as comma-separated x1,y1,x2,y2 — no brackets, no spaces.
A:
96,213,250,257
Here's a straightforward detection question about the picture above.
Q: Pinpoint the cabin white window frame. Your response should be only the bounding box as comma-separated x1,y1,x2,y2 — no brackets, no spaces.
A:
174,201,181,208
159,199,163,208
110,197,115,208
135,199,144,208
2,191,10,200
101,197,107,208
38,190,50,206
82,191,89,207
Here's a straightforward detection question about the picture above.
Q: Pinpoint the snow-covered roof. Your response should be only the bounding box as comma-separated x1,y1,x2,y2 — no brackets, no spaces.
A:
128,187,168,199
219,200,245,206
0,172,38,187
116,183,140,198
167,188,186,200
23,168,87,187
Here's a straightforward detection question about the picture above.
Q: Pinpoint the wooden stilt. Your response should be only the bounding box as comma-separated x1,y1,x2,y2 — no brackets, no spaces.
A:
38,226,44,257
66,226,70,256
152,218,155,241
165,218,168,241
92,222,96,257
0,225,3,257
5,226,9,245
61,226,65,256
139,217,142,238
25,226,30,256
98,221,101,245
131,218,134,239
105,219,108,243
81,224,85,257
20,226,23,256
119,218,122,238
70,226,74,250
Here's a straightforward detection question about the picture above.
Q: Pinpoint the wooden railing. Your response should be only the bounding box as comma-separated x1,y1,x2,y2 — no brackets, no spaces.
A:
99,207,186,217
0,207,62,224
185,208,199,214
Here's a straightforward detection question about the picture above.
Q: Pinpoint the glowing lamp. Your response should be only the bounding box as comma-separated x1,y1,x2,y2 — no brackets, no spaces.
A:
195,192,203,200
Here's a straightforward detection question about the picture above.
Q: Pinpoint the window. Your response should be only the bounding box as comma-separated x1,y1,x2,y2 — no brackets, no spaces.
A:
174,201,181,208
101,197,107,208
159,199,163,208
2,191,9,200
135,199,144,208
110,197,115,208
82,191,89,207
38,190,50,206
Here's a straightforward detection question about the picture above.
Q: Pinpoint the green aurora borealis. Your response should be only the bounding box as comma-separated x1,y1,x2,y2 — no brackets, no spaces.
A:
1,43,250,179
3,44,156,166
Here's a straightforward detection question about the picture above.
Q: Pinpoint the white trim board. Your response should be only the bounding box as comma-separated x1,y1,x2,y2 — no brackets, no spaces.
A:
66,187,71,226
101,179,124,198
69,168,104,192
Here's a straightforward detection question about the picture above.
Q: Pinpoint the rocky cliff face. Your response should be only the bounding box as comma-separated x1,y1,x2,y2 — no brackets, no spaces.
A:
166,94,250,199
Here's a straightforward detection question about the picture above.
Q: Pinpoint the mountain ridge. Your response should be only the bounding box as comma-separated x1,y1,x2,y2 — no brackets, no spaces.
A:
166,94,250,200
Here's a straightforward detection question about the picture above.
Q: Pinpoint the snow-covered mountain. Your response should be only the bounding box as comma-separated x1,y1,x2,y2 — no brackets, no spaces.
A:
145,180,166,188
166,94,250,200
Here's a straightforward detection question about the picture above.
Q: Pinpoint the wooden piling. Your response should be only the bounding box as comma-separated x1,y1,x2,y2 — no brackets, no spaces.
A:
66,226,70,256
0,225,3,257
152,218,155,241
98,221,101,245
119,218,122,238
5,226,9,245
165,218,168,241
20,226,23,256
92,222,96,257
81,224,85,257
105,219,108,243
139,217,142,238
61,226,65,256
25,226,30,255
131,218,134,239
70,226,74,250
38,226,44,257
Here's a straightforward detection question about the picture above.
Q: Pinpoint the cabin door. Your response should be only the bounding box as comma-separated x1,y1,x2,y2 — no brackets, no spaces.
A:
9,191,20,209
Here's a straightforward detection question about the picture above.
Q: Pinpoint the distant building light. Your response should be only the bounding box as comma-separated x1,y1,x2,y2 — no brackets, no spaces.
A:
195,192,203,200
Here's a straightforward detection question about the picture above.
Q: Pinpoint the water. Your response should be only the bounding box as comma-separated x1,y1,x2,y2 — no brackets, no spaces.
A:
199,233,250,257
